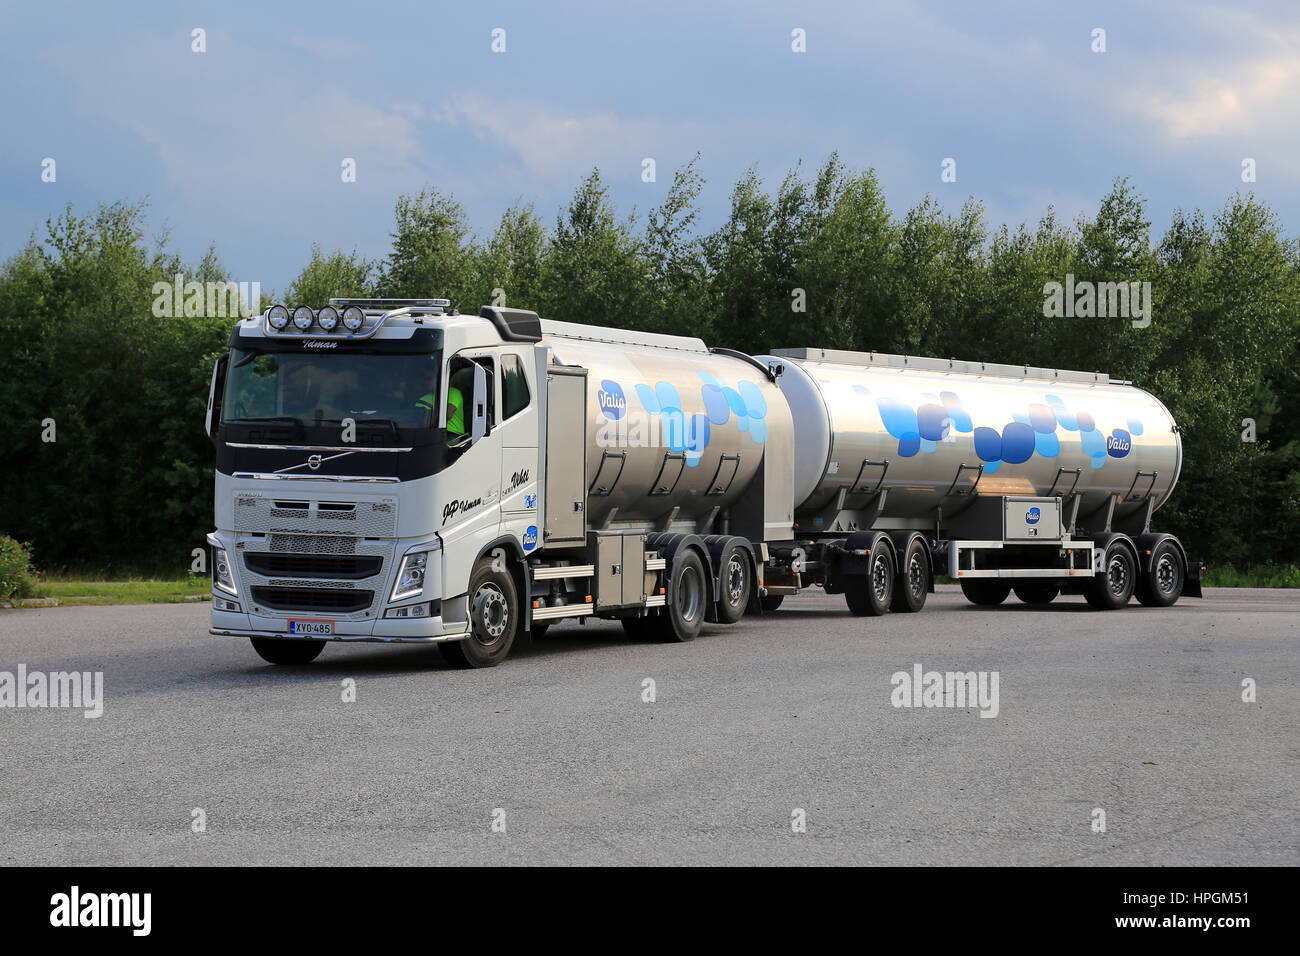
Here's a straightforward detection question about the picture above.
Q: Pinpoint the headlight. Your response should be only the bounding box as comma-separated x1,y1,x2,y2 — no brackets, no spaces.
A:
390,551,429,602
267,305,290,330
341,306,365,331
316,306,339,332
292,306,315,331
213,548,238,596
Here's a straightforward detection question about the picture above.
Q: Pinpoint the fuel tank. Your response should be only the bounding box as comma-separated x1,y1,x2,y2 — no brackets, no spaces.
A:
757,348,1181,526
541,322,791,527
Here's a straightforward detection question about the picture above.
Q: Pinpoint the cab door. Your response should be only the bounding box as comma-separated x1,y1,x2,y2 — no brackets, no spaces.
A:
438,350,503,597
496,349,541,555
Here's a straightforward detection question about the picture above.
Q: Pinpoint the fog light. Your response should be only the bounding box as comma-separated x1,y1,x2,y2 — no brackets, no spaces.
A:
267,305,290,330
342,306,365,331
316,305,340,331
292,306,315,330
385,602,432,619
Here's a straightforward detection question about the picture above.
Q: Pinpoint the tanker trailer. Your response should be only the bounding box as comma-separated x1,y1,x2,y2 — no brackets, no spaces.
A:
753,347,1200,616
207,301,1198,670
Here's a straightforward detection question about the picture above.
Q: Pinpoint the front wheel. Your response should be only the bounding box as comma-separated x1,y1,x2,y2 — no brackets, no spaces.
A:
439,558,519,668
250,637,325,665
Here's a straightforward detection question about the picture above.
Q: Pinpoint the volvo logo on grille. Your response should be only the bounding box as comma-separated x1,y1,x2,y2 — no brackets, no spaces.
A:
307,455,322,470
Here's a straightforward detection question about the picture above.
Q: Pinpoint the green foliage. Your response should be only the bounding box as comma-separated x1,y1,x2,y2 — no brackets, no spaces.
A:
2,167,1298,577
0,536,39,600
286,244,374,304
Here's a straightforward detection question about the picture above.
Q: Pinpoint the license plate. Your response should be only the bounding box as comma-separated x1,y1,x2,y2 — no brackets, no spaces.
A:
288,619,334,636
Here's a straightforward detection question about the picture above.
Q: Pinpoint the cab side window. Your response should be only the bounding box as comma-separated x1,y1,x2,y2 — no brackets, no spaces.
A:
445,355,496,446
501,354,531,420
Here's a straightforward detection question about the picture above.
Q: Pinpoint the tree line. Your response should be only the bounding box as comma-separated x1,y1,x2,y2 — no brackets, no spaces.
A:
1,156,1297,575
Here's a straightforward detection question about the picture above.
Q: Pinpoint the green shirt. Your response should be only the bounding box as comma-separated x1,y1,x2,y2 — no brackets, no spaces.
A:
439,385,464,435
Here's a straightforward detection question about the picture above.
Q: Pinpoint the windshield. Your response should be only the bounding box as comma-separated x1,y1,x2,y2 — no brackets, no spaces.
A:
222,348,442,432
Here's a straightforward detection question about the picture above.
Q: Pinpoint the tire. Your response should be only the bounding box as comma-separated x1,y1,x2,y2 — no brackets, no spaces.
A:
715,541,752,624
759,593,784,612
1013,582,1060,605
1085,540,1137,610
846,548,894,616
439,557,519,668
658,548,707,642
1135,540,1184,607
960,579,1011,606
890,538,929,613
250,637,325,665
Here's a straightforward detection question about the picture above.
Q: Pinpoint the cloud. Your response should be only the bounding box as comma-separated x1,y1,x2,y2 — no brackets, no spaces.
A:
289,33,368,60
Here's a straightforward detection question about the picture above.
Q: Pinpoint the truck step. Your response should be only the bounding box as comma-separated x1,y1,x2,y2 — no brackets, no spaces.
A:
531,564,595,581
532,603,595,622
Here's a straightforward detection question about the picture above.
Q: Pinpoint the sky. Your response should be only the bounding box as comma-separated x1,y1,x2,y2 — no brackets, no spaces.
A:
2,0,1297,295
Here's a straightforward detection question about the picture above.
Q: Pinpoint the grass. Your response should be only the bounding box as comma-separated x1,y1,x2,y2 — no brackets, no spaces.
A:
8,564,1299,609
29,574,211,607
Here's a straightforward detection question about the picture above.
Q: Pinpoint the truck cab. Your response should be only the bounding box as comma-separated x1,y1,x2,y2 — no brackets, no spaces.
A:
207,299,563,666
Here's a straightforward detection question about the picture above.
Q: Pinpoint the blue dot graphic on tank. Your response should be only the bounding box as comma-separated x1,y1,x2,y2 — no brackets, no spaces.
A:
692,370,769,445
857,387,1134,470
628,373,769,468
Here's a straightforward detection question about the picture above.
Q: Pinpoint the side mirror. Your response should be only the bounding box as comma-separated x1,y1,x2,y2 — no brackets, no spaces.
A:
206,354,228,439
470,362,488,443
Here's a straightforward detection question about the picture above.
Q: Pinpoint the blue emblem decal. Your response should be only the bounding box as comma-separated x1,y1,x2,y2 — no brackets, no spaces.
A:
597,380,627,421
522,526,538,551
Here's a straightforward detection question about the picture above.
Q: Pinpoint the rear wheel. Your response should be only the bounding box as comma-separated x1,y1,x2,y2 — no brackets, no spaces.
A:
657,549,707,642
759,593,785,612
1013,582,1060,605
439,557,519,667
250,637,325,665
960,579,1011,606
846,548,894,616
715,542,752,624
1135,540,1184,607
890,538,929,613
1085,541,1136,610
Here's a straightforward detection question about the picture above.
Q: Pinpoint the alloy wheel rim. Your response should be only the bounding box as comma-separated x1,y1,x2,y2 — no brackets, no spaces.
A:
726,557,746,604
872,554,891,602
908,553,925,597
677,566,702,622
1108,555,1130,596
1156,553,1178,593
473,585,508,645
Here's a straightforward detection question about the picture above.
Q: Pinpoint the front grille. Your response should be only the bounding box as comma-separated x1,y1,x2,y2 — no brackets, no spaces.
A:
251,587,375,614
244,553,382,580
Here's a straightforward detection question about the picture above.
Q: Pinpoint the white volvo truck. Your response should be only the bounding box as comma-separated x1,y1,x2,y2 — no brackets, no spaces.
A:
206,299,1200,667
